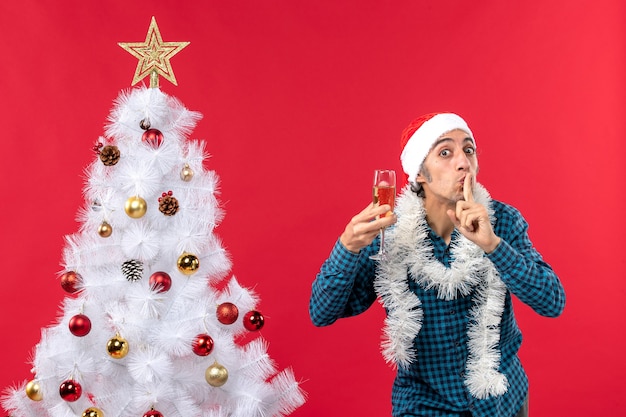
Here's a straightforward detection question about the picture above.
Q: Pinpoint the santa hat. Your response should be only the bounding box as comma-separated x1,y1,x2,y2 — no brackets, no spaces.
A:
400,112,474,183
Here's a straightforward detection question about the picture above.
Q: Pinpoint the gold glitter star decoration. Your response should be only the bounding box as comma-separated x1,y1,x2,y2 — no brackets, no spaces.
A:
119,16,190,87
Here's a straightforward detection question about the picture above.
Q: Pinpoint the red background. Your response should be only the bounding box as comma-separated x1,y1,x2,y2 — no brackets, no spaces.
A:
1,1,624,416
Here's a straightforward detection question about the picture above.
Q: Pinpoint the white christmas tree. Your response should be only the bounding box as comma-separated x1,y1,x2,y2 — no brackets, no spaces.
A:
1,17,305,417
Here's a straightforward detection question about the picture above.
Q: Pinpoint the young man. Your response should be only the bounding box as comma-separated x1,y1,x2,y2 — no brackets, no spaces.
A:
309,113,566,417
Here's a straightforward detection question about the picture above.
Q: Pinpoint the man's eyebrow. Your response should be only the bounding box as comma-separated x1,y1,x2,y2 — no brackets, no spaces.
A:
432,136,474,147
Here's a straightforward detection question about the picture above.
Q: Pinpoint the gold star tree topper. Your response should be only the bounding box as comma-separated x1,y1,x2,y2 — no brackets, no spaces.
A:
119,16,189,87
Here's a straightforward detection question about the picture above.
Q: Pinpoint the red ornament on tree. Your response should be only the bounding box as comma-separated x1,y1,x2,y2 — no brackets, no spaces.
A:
216,302,239,325
243,310,265,331
59,379,82,402
92,142,104,155
149,271,172,293
141,128,163,147
143,409,163,417
192,333,214,356
69,314,92,337
60,271,81,294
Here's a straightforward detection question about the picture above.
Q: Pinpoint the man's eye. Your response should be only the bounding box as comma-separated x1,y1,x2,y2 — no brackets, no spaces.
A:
439,149,450,157
464,147,476,155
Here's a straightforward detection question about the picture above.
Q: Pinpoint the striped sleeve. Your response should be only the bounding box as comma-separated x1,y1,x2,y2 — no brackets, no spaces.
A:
309,239,379,326
488,201,566,317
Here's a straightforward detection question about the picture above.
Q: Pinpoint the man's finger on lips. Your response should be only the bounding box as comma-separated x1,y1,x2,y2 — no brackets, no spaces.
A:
456,202,466,222
464,173,474,202
456,208,471,231
464,216,474,231
464,211,479,231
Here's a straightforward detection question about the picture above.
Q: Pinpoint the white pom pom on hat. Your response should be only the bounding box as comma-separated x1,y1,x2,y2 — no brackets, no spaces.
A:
400,112,474,183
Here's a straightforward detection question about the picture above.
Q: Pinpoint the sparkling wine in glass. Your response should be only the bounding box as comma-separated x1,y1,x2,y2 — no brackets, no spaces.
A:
370,169,396,260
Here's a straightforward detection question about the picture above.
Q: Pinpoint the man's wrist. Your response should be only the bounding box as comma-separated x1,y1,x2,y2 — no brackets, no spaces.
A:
483,236,501,254
339,236,361,254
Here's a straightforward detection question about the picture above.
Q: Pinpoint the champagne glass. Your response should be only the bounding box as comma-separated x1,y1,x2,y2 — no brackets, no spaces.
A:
369,169,396,260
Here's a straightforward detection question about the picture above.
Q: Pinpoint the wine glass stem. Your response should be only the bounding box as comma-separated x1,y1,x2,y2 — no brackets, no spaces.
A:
379,228,385,255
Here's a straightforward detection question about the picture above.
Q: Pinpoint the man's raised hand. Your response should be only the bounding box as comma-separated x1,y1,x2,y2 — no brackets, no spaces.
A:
340,203,397,253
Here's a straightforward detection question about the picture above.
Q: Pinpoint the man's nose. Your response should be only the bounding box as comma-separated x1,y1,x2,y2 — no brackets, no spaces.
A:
455,151,471,170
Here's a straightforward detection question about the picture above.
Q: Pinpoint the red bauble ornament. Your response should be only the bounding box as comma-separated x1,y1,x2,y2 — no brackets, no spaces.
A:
69,314,92,337
216,302,239,325
60,271,81,294
149,271,172,293
141,128,163,147
92,142,104,154
143,409,163,417
192,333,214,356
243,310,265,331
59,379,82,402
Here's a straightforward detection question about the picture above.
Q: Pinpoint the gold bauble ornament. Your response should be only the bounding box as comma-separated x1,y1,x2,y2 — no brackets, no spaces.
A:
98,221,113,237
83,407,104,417
205,362,228,387
107,335,129,359
25,380,43,401
180,164,194,181
124,196,147,218
177,253,199,275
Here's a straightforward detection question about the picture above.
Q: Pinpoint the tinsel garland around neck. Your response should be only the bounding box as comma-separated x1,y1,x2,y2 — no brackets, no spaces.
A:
374,183,509,399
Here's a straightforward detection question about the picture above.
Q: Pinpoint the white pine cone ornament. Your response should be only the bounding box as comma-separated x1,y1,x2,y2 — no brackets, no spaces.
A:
121,259,144,282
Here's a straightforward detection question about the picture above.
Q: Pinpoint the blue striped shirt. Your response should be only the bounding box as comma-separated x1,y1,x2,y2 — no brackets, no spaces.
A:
310,199,565,417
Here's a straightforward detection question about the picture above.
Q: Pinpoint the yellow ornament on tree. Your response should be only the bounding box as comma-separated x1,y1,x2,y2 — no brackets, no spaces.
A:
118,16,190,88
83,407,104,417
125,196,147,218
25,380,43,401
98,221,113,237
180,164,194,181
205,362,228,387
177,253,199,275
107,334,129,359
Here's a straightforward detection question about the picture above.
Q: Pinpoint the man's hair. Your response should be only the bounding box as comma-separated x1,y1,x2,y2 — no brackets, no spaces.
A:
409,166,431,197
410,181,425,197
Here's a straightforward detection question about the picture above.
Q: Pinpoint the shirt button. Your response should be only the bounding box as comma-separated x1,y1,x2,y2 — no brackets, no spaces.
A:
449,309,456,315
459,371,465,378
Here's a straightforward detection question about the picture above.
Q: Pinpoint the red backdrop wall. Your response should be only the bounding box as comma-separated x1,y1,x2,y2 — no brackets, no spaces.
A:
1,1,624,416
